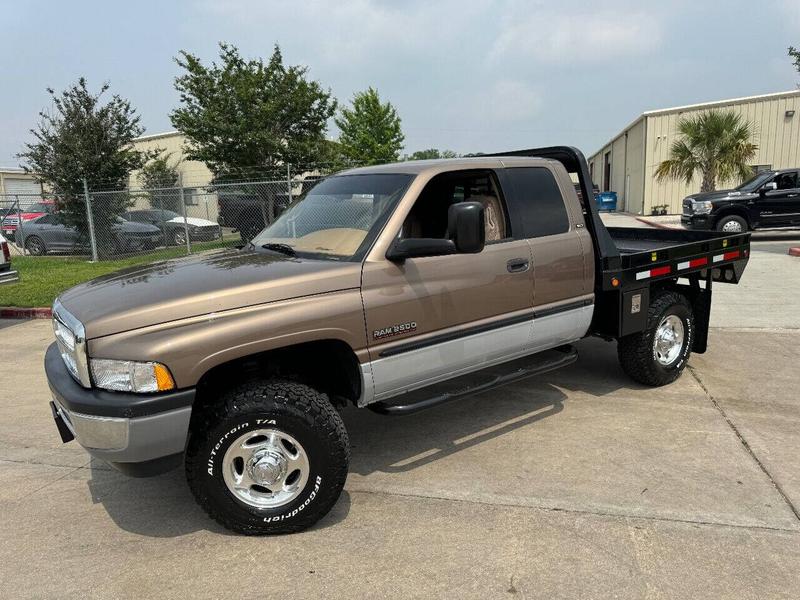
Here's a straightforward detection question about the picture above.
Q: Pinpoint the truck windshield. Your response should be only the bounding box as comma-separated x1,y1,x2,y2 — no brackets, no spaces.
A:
736,172,773,193
252,173,414,260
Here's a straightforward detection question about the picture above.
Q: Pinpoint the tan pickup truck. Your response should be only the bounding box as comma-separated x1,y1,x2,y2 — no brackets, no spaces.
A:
46,147,750,534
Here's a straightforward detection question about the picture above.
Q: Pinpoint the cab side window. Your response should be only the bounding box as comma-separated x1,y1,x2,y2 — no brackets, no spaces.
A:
503,167,570,238
401,170,510,242
774,172,798,190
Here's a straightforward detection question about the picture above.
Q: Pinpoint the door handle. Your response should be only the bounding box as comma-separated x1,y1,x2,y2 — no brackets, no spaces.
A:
507,258,529,273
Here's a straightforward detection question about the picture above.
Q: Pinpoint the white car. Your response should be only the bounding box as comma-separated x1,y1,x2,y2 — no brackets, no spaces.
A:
0,233,19,285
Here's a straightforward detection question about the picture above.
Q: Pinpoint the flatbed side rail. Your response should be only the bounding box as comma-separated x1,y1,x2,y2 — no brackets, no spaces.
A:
601,230,751,291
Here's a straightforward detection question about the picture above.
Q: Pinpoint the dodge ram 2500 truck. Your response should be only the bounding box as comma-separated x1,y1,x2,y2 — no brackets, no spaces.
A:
46,147,750,534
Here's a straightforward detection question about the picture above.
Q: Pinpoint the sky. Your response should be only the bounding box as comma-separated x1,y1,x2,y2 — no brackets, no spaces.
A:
1,0,798,167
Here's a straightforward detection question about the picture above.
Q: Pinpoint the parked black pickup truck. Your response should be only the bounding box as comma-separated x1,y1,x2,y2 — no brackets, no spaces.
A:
681,168,800,232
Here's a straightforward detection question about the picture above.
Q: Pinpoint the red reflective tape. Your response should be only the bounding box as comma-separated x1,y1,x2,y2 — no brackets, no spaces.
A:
723,250,740,261
689,257,708,268
650,266,671,277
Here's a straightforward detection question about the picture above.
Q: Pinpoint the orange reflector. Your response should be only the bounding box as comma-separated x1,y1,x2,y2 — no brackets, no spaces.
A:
154,363,176,391
611,277,620,287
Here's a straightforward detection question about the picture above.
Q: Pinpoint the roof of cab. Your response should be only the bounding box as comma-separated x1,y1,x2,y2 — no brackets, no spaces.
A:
336,156,550,176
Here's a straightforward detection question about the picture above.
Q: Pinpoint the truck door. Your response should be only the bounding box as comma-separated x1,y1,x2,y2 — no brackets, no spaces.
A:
756,171,800,227
500,165,595,352
360,168,535,402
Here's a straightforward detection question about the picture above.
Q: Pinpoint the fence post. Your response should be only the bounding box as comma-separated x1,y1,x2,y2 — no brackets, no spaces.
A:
286,163,292,208
83,179,99,262
178,174,191,254
14,195,25,256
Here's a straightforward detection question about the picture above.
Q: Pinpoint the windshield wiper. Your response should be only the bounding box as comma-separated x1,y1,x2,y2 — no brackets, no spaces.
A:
261,242,296,256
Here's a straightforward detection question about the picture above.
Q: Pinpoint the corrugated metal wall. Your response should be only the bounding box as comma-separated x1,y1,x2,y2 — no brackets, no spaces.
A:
644,91,800,214
587,117,646,213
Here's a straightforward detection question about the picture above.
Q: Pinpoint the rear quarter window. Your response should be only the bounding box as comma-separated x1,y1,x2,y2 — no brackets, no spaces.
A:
504,167,570,238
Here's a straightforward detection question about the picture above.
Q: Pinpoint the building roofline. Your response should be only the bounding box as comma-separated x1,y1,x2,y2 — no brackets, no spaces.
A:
133,130,182,142
0,167,28,174
588,89,800,161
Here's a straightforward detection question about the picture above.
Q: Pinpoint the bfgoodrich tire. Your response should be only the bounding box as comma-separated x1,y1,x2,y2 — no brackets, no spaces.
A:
617,290,694,386
185,379,349,535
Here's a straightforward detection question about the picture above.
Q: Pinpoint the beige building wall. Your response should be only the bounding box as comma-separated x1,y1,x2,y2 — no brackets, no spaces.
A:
130,131,219,221
590,90,800,215
0,169,42,196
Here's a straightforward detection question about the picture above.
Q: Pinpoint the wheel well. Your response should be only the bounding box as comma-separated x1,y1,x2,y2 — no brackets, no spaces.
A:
713,207,750,227
193,339,362,412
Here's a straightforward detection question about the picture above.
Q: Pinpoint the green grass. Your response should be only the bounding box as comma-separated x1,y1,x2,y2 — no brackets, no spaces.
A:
0,239,232,308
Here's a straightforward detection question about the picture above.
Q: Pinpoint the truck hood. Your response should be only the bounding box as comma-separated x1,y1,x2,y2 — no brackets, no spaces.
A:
57,248,363,339
687,189,752,202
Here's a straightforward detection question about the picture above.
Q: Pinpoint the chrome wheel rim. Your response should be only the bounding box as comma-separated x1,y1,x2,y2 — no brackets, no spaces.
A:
653,315,685,366
721,220,743,233
222,428,310,509
174,230,186,245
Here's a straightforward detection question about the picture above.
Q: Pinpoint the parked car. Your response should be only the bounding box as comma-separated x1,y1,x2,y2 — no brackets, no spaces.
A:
18,214,162,255
681,168,800,232
45,146,751,535
0,233,19,284
122,209,222,246
0,200,55,240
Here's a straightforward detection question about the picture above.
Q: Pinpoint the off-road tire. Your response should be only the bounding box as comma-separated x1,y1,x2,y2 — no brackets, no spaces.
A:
617,290,694,386
25,235,46,256
715,214,748,233
185,379,349,535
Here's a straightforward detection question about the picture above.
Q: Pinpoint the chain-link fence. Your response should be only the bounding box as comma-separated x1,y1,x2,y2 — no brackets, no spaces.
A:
0,173,327,261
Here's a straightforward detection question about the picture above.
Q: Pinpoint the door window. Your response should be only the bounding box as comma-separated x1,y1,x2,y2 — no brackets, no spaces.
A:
774,172,798,190
401,170,510,243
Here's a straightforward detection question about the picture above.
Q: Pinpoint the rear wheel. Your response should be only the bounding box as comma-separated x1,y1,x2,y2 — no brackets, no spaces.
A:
715,215,748,233
24,235,46,256
617,290,694,386
185,379,349,535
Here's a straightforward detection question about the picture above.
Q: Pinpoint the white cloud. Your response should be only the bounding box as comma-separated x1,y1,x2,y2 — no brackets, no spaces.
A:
489,3,665,64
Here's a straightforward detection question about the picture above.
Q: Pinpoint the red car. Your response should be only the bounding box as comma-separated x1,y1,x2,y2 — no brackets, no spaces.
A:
0,200,55,240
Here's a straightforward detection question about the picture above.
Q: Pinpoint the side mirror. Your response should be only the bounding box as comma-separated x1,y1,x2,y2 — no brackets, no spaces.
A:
448,201,485,254
761,182,777,194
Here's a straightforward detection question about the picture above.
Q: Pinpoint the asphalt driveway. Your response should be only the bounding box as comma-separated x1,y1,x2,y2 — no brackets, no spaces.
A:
1,239,799,599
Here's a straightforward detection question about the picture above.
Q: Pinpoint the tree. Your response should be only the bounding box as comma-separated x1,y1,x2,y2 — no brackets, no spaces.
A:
407,148,459,161
655,110,757,193
18,78,153,233
335,87,404,165
790,45,800,77
171,43,337,180
138,153,182,213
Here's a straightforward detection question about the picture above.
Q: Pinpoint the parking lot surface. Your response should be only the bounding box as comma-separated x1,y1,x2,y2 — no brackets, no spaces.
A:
1,239,799,599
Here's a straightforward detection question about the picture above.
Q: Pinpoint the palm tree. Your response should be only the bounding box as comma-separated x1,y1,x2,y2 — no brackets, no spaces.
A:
655,110,757,193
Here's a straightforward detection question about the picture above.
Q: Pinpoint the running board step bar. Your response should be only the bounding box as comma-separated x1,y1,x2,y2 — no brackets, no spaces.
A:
369,345,578,416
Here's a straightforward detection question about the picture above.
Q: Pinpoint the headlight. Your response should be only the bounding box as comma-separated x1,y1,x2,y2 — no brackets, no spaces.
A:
90,359,175,393
52,299,91,387
691,200,713,215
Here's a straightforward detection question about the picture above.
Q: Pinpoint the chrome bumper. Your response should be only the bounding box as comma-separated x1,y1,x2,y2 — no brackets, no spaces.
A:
52,398,191,463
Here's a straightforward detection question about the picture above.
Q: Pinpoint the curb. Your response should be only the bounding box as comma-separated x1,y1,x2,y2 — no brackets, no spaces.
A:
0,307,52,319
789,247,800,257
634,217,681,230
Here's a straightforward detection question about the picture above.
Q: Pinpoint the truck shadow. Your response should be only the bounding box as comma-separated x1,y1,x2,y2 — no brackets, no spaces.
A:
345,336,644,476
85,464,352,538
85,337,640,536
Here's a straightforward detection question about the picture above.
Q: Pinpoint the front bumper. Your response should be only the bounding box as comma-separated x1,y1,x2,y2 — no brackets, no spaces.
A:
681,214,713,230
45,343,194,475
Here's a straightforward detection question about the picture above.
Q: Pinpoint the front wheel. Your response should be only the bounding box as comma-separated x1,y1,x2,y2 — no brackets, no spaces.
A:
24,235,46,256
715,215,748,233
617,290,694,386
185,379,349,535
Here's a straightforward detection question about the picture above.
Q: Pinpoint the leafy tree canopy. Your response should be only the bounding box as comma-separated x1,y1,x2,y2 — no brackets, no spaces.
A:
335,87,404,165
138,153,183,213
407,148,459,160
18,78,153,230
790,45,800,76
171,43,337,181
654,109,757,193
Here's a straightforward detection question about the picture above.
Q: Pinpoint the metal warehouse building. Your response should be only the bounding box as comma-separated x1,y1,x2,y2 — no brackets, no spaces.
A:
587,90,800,215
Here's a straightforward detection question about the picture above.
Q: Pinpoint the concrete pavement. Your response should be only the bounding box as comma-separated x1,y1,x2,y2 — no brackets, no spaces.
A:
1,244,800,598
